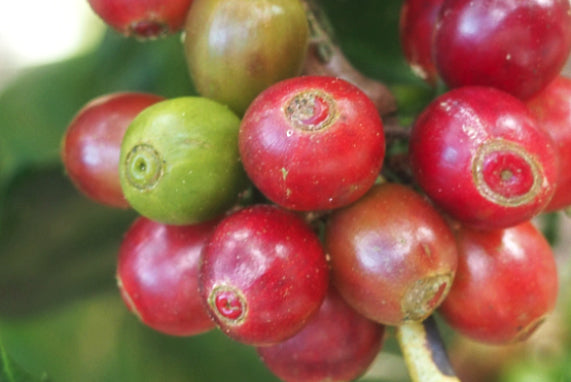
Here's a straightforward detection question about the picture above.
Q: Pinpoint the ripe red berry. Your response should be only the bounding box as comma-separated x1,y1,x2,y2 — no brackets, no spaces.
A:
87,0,194,39
399,0,445,85
257,287,385,382
439,221,558,344
239,76,385,211
433,0,571,100
61,92,164,208
200,205,329,346
117,217,217,336
409,86,558,230
325,183,458,326
526,76,571,212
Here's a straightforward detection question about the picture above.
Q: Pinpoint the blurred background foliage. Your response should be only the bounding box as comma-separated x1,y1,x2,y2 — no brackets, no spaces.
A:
0,1,570,381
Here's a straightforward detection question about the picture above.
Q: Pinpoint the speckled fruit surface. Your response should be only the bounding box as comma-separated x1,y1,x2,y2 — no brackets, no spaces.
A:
239,76,385,211
200,205,329,346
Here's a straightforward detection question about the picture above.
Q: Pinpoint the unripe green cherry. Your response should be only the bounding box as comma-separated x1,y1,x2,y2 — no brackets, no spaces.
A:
183,0,309,115
119,97,247,225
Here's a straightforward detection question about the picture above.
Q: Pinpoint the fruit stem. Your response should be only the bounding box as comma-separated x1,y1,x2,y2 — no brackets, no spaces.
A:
301,1,415,186
396,316,460,382
300,0,397,116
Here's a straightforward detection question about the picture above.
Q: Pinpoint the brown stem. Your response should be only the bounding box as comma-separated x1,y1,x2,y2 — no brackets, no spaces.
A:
300,0,415,185
383,115,411,141
381,115,415,185
301,0,397,116
382,153,415,186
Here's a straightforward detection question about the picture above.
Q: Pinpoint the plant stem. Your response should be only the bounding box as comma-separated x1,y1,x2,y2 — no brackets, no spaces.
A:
396,316,461,382
300,0,397,116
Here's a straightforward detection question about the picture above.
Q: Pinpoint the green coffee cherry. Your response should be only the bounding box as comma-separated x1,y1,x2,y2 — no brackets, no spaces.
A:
119,97,247,225
183,0,309,115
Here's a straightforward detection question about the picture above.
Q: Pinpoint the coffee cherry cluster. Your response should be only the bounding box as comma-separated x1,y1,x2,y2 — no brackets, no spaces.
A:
400,0,569,345
60,0,571,381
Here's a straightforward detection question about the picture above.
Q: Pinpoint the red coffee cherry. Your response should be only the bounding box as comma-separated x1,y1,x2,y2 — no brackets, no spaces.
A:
409,86,558,230
87,0,194,39
399,0,445,85
200,205,329,346
257,287,385,382
61,92,164,208
434,0,571,100
439,221,558,344
117,217,217,336
527,75,571,212
239,76,385,211
325,183,458,326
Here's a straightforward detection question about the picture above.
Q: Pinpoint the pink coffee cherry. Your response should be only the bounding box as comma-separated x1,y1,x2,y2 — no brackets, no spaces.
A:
433,0,571,100
440,221,558,344
117,217,217,336
409,86,558,230
325,183,458,326
239,76,385,212
199,205,329,346
257,287,385,382
87,0,194,39
61,92,164,208
527,75,571,212
399,0,445,85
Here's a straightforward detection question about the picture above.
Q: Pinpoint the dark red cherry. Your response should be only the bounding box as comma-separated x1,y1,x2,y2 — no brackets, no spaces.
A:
257,287,385,382
409,86,558,230
434,0,571,99
325,183,458,326
399,0,445,85
239,76,385,211
117,217,217,336
439,221,558,344
87,0,194,39
527,75,571,211
61,92,164,208
200,205,329,346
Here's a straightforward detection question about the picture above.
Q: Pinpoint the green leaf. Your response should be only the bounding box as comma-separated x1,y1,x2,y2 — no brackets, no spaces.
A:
0,167,135,317
0,339,48,382
316,0,410,83
0,293,280,382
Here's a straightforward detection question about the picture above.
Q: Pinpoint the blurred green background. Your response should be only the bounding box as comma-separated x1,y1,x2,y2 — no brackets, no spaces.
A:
1,1,571,381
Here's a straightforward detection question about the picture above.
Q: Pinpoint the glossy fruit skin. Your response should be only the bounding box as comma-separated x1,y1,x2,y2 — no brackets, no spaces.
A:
399,0,445,85
409,86,558,230
257,287,385,382
117,217,217,336
200,205,329,346
183,0,308,115
61,92,164,208
434,0,571,100
439,221,558,344
325,183,458,326
240,76,385,211
527,76,571,211
87,0,194,39
119,97,247,225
